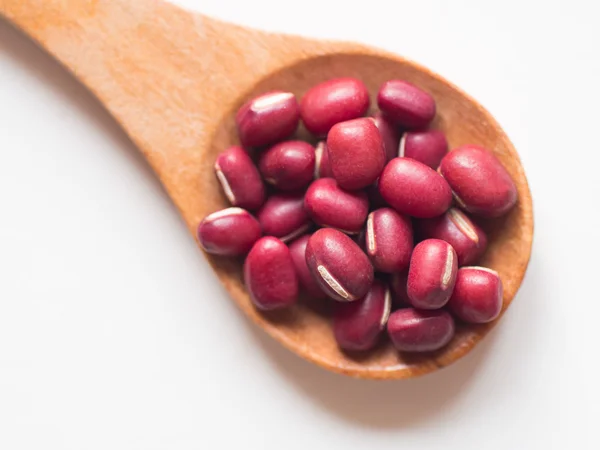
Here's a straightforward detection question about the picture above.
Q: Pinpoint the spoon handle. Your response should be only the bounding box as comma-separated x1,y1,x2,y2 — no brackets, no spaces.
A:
0,0,291,200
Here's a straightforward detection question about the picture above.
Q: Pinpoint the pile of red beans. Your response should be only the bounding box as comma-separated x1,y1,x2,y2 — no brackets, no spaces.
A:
198,78,517,354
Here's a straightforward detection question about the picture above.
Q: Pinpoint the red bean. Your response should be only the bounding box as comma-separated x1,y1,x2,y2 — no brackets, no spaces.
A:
400,130,448,169
365,208,413,273
300,78,370,136
387,308,455,352
379,158,452,218
417,208,488,266
449,267,503,323
214,146,266,211
244,237,299,310
407,239,458,309
369,113,401,163
197,207,262,256
258,141,315,191
333,280,391,351
235,91,300,148
306,228,374,302
390,271,410,307
440,145,517,218
304,178,369,234
257,193,311,243
377,80,436,129
365,180,388,209
288,234,327,299
314,141,333,179
326,118,386,191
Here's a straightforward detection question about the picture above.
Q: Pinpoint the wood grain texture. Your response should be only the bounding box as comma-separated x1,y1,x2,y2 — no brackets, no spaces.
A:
0,0,534,379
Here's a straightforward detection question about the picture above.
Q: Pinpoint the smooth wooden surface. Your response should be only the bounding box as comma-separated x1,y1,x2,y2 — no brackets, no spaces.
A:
0,0,533,379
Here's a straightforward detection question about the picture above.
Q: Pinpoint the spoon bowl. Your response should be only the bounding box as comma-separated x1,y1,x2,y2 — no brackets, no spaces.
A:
0,0,533,379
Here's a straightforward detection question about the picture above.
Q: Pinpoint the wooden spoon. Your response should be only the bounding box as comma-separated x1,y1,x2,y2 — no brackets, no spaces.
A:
0,0,533,379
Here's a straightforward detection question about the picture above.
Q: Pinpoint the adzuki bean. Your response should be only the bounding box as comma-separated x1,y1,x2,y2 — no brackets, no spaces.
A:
399,130,448,169
377,80,436,129
417,208,488,266
407,239,458,309
366,181,389,210
448,267,503,323
304,178,369,234
197,207,262,256
258,140,315,191
333,279,391,351
365,208,413,273
289,234,327,299
236,91,300,148
257,193,311,243
379,158,452,218
327,118,386,190
390,271,410,307
314,141,333,179
387,308,455,352
300,78,370,136
306,228,374,302
370,113,401,163
244,237,299,310
440,145,517,218
215,146,266,211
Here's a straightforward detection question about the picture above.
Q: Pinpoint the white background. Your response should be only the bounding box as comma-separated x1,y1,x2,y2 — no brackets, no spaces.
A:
0,0,597,448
